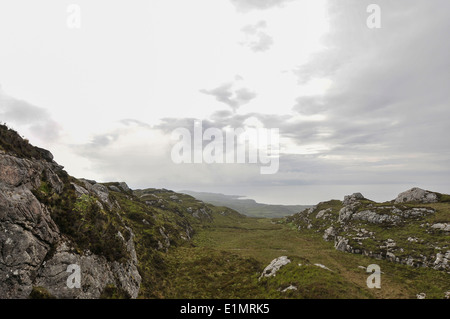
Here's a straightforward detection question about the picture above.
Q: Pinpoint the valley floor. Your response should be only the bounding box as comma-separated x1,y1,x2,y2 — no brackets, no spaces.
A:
162,215,449,299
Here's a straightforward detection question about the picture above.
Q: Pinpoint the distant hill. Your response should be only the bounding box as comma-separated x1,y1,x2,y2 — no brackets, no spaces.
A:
179,190,312,218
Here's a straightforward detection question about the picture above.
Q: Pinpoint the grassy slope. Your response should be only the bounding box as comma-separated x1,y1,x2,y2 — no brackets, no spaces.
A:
162,214,449,299
285,198,450,270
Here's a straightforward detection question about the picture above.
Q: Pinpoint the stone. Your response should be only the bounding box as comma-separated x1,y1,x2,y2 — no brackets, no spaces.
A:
91,184,112,208
159,227,171,250
34,240,141,299
316,208,332,219
323,226,336,241
394,187,438,204
0,183,60,298
0,148,141,298
108,185,121,192
281,285,297,292
79,178,97,185
72,183,89,197
434,252,449,270
351,210,401,224
338,206,355,222
335,237,349,252
259,256,291,279
431,223,450,232
118,182,131,192
314,264,332,271
343,193,364,206
416,293,426,299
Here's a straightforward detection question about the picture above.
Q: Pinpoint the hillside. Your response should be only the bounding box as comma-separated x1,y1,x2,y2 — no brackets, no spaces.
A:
0,124,448,299
0,124,244,298
180,190,312,218
284,191,450,271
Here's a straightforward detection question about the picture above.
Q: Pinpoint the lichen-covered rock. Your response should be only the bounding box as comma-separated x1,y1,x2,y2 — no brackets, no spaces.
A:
91,184,111,207
259,256,291,279
0,182,60,298
323,226,336,241
338,193,367,223
108,185,121,192
335,237,349,252
431,223,450,232
338,206,355,222
118,182,131,192
343,193,364,206
316,208,332,219
433,251,449,270
72,183,89,197
0,149,141,299
351,210,402,224
281,285,297,292
314,263,332,271
287,188,449,272
34,237,141,299
394,187,438,204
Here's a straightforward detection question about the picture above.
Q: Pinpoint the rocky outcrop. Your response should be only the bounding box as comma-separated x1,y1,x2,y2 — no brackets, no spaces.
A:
343,193,365,206
433,251,449,270
0,147,141,298
259,256,291,279
351,210,401,224
338,192,436,226
287,190,449,272
323,226,336,241
34,235,141,299
338,193,364,222
0,154,62,298
118,182,131,193
431,223,450,232
394,187,438,204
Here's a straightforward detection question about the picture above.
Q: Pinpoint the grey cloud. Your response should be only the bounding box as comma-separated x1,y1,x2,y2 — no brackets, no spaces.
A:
293,96,327,115
120,118,152,129
200,82,256,111
210,110,233,121
0,88,61,142
72,119,275,189
68,0,450,200
76,119,154,155
230,0,294,12
240,21,274,52
155,117,216,135
290,0,450,168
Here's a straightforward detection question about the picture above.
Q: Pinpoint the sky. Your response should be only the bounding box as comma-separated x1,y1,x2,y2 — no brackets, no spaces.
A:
0,0,449,205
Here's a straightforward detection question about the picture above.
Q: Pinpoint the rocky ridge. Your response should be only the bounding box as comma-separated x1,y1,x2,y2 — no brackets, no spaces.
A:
285,188,450,271
0,146,141,298
0,124,240,298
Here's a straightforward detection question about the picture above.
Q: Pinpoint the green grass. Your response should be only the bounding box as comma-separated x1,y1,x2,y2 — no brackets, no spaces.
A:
28,287,56,299
159,213,450,299
100,285,131,299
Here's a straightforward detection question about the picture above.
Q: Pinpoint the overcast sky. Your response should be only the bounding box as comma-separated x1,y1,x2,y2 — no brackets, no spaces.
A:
1,0,449,205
